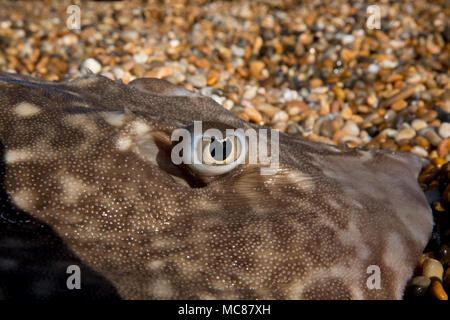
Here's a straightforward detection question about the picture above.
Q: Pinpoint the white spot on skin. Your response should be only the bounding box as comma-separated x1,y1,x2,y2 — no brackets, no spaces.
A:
383,232,409,299
132,120,151,135
4,149,33,163
136,134,159,164
13,102,41,117
146,260,165,271
283,171,316,191
149,279,173,298
116,136,132,151
337,221,370,261
11,190,36,211
287,266,365,300
64,114,98,134
102,112,128,127
60,174,94,204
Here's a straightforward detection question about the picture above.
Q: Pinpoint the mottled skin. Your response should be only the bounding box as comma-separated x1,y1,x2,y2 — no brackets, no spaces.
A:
0,72,433,299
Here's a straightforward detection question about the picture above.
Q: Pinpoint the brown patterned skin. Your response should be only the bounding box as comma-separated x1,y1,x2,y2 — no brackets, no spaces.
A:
0,71,432,299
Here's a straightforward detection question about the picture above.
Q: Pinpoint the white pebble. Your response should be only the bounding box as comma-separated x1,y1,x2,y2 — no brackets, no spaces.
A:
282,89,299,102
381,128,398,138
395,127,416,142
112,68,125,80
342,35,355,45
272,111,289,122
211,94,225,105
342,121,360,137
438,122,450,139
187,74,206,88
411,119,428,131
231,45,245,57
133,53,148,64
223,99,234,110
81,58,102,74
243,86,258,100
368,64,380,74
411,146,428,158
169,39,180,47
380,60,398,69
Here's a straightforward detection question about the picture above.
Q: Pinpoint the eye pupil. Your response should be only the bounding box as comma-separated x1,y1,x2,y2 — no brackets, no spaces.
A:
209,138,232,161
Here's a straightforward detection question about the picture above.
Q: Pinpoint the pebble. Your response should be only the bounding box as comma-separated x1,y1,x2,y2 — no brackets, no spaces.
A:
341,34,355,45
341,107,353,120
81,58,102,74
395,127,416,142
367,64,380,74
411,119,428,131
187,74,207,88
286,101,309,116
438,122,450,139
411,146,428,158
421,128,442,147
133,53,148,64
341,121,360,137
250,61,266,79
243,86,258,100
381,87,416,108
391,99,408,111
272,111,289,123
244,107,263,124
422,258,444,281
438,138,450,158
407,276,431,297
410,276,431,289
429,279,448,300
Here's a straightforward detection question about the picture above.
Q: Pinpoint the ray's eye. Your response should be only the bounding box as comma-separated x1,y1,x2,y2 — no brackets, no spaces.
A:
206,137,233,163
183,127,247,176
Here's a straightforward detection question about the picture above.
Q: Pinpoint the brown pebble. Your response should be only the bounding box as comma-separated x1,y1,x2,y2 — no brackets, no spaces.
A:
438,138,450,158
249,60,266,80
380,86,416,108
341,107,352,120
236,112,249,122
244,107,263,124
145,66,174,79
207,76,218,86
319,103,330,116
195,58,210,69
256,103,279,119
429,279,448,300
432,157,447,168
391,99,407,111
272,121,287,132
333,87,346,101
310,78,323,87
424,110,438,122
413,136,430,150
286,100,309,116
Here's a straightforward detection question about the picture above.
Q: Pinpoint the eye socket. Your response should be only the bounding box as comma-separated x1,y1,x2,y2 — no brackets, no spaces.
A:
186,129,247,176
